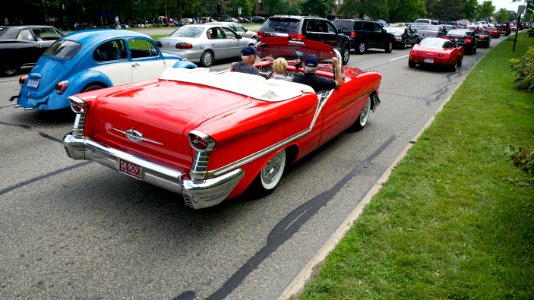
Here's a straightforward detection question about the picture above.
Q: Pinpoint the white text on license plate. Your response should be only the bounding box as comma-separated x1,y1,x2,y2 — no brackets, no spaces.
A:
119,159,143,179
424,58,434,63
27,79,39,88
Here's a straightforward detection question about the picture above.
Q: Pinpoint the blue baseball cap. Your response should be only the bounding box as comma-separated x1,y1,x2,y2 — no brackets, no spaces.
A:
305,54,318,67
241,46,256,56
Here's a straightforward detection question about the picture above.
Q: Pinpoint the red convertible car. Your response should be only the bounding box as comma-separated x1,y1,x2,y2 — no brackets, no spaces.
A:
63,39,382,209
409,37,464,72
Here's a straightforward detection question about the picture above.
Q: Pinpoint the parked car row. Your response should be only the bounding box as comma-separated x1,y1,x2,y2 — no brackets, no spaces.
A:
8,13,501,209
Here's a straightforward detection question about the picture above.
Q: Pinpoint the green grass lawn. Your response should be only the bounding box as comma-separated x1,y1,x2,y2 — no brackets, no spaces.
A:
300,32,534,299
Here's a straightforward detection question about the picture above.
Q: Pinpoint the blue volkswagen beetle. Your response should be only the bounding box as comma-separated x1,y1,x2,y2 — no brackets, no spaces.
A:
12,29,196,111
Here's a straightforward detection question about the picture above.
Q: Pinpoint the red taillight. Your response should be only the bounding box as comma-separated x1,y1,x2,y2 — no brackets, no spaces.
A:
288,33,305,41
18,75,27,85
465,38,472,43
257,32,264,37
55,80,69,95
68,97,89,114
175,43,193,49
189,132,215,152
350,32,357,38
417,51,423,55
438,53,445,57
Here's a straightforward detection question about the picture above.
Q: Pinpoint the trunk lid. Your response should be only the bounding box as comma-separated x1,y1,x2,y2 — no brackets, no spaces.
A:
85,79,253,169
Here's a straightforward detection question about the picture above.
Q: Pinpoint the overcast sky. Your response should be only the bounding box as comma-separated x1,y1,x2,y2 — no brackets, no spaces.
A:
484,0,524,11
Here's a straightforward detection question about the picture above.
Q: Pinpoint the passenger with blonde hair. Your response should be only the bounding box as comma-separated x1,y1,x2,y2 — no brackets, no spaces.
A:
271,57,290,80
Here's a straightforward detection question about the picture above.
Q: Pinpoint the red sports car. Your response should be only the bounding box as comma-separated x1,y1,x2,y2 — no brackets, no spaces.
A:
63,38,382,209
486,26,500,38
408,37,464,72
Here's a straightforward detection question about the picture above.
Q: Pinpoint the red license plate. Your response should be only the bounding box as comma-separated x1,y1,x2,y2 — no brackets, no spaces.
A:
119,159,143,180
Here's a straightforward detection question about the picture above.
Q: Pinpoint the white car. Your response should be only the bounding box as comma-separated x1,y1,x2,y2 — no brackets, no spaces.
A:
209,21,258,40
157,24,256,67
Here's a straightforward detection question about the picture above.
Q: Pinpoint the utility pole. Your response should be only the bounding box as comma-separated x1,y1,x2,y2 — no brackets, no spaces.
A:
513,4,526,51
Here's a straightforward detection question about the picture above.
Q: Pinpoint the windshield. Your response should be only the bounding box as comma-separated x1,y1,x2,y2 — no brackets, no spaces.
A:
171,26,204,38
420,38,445,49
43,40,81,59
385,27,404,34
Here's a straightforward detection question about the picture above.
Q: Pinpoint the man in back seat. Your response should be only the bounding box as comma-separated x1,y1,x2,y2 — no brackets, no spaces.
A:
291,54,343,93
231,46,261,76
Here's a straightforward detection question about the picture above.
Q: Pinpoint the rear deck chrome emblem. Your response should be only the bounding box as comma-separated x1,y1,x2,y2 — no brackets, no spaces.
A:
112,127,163,145
125,128,143,142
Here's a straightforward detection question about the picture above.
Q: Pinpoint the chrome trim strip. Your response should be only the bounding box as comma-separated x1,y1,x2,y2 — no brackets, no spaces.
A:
209,89,372,177
111,127,163,145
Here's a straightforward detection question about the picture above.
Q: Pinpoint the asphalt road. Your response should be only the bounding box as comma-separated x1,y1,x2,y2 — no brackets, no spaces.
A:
0,36,507,299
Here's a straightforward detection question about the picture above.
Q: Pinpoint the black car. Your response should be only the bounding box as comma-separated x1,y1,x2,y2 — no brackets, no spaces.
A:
384,26,420,48
0,25,63,76
258,15,351,65
409,24,448,39
332,19,395,54
251,16,266,23
446,29,477,54
473,28,491,48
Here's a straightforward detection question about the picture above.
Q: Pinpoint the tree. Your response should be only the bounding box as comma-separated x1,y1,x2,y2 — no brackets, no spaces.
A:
262,0,301,15
477,0,495,21
301,0,335,17
387,0,426,22
462,0,478,20
494,8,511,22
433,0,464,21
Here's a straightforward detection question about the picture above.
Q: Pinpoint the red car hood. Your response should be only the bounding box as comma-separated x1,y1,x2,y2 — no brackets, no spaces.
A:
257,36,337,62
81,79,252,168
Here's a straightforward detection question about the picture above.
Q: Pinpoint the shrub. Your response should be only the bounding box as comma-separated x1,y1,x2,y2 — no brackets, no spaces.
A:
509,46,534,91
505,145,534,176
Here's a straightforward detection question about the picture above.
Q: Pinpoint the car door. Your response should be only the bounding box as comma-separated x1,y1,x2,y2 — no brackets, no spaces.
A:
92,39,132,85
206,27,231,59
221,27,243,59
363,22,378,47
16,29,46,63
127,38,172,82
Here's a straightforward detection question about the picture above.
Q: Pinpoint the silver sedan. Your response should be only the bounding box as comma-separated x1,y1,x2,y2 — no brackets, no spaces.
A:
156,24,256,67
209,22,258,40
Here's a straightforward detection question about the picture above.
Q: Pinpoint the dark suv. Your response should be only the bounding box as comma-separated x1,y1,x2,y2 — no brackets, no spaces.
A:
332,19,395,54
257,15,351,65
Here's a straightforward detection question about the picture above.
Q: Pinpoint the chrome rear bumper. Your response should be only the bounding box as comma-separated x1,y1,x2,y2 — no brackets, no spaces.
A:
63,134,243,209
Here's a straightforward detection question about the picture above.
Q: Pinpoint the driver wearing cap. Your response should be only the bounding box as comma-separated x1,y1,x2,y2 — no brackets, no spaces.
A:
231,46,261,76
291,54,343,93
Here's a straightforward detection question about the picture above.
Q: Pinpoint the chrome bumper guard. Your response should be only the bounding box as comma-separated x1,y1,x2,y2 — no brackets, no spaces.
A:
63,134,244,209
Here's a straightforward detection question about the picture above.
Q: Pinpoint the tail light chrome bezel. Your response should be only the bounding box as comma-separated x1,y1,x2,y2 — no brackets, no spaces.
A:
188,130,216,180
68,96,88,137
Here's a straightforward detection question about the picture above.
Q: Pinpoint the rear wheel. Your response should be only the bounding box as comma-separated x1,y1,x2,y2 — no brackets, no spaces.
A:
1,63,20,77
356,41,366,54
351,97,371,131
408,60,416,68
248,149,287,197
200,50,214,67
341,45,350,65
82,84,105,92
385,41,393,53
448,62,457,72
457,59,462,67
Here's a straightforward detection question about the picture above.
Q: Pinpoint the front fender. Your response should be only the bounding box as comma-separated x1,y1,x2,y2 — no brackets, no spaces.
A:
173,60,197,69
